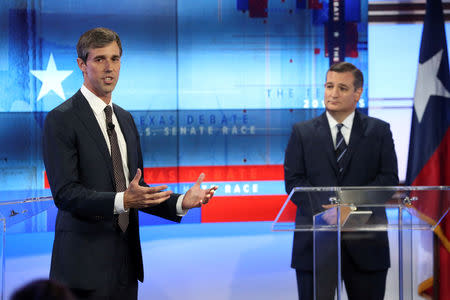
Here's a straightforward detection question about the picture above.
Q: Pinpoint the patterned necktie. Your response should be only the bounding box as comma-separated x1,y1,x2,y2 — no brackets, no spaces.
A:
104,105,129,232
335,124,347,174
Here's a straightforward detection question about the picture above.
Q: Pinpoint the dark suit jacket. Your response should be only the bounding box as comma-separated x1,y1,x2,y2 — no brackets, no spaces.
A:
284,110,399,271
43,90,181,291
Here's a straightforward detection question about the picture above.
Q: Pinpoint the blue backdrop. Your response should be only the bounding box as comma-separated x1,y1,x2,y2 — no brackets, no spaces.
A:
0,0,368,230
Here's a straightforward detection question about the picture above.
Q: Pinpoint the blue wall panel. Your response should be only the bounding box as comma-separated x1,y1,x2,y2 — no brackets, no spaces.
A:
0,0,368,231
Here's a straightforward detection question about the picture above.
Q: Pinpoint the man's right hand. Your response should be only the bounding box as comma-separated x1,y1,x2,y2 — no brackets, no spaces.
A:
123,169,172,209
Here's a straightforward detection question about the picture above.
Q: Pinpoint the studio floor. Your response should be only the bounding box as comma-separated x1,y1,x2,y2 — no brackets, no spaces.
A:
4,221,429,300
4,222,297,300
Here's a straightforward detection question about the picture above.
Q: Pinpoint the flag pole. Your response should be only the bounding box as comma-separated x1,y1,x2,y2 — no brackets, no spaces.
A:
434,233,439,299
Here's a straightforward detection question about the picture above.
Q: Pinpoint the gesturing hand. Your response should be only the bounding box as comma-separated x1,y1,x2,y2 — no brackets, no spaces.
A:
182,173,218,209
123,169,173,209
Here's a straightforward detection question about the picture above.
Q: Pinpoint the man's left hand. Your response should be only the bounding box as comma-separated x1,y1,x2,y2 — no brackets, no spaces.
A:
321,204,352,225
182,173,218,209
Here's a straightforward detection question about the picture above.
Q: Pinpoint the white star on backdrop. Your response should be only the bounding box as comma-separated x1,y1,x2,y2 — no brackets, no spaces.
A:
30,53,73,101
413,49,450,122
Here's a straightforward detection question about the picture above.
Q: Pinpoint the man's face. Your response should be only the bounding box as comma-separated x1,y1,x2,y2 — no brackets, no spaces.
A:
324,71,362,116
77,41,121,103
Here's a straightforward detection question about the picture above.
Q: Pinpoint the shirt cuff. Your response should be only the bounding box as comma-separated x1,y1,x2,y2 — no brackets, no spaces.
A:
114,192,128,214
176,194,188,216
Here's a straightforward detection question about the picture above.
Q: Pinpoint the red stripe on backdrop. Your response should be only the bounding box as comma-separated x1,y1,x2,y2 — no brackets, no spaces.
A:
143,164,284,183
44,172,50,189
249,0,268,18
45,167,297,224
201,195,297,223
45,164,284,187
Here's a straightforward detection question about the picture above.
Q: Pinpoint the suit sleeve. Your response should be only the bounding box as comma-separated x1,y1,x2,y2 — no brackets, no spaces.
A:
43,110,115,219
367,123,399,187
284,124,313,206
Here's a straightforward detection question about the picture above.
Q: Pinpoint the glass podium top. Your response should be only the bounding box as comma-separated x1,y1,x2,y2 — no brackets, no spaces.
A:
272,186,450,232
0,189,53,229
0,189,52,202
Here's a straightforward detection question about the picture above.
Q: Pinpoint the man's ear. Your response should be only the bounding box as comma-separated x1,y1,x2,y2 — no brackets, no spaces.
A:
354,87,363,102
77,57,86,73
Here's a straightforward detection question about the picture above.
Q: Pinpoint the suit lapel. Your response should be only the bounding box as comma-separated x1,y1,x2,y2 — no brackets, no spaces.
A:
72,90,115,181
340,110,365,176
315,113,339,174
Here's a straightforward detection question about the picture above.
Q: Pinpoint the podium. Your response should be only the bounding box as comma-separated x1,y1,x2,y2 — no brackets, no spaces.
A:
273,186,450,300
0,190,54,300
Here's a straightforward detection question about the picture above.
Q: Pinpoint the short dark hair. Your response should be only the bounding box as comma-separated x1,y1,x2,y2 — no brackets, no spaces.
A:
77,27,122,62
327,62,363,90
11,279,75,300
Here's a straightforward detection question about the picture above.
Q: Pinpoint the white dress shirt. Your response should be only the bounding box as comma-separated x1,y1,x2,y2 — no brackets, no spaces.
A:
326,111,355,149
81,85,186,216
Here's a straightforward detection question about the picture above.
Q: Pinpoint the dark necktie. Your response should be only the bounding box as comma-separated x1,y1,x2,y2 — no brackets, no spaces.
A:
104,105,129,232
335,124,347,174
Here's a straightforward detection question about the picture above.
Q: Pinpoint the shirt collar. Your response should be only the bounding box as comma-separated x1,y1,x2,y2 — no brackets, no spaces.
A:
326,111,355,130
80,85,114,117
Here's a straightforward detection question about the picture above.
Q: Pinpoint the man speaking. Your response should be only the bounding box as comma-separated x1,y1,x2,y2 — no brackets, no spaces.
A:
43,27,217,299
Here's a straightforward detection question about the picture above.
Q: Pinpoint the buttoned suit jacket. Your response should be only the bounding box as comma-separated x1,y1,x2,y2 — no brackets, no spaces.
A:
43,90,181,291
284,110,399,271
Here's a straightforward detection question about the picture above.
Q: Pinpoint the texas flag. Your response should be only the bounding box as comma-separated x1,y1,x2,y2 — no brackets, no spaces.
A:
406,0,450,298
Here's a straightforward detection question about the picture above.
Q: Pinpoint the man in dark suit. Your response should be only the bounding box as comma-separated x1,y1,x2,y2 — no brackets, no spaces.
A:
284,62,399,300
43,27,217,300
